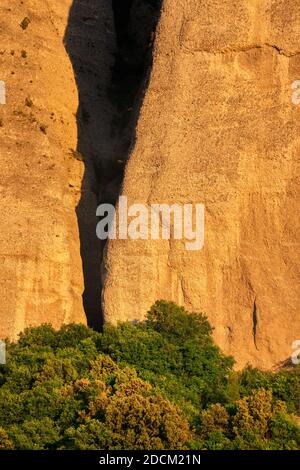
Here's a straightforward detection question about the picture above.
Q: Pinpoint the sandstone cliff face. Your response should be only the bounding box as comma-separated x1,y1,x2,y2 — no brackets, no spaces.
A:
0,0,88,338
0,0,154,338
0,0,299,369
103,0,300,369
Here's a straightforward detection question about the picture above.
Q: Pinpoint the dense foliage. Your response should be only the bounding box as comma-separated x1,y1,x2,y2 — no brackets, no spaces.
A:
0,301,299,450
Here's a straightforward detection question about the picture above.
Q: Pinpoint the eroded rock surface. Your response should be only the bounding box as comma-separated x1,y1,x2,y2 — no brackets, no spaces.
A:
0,0,88,338
103,0,300,369
0,1,299,368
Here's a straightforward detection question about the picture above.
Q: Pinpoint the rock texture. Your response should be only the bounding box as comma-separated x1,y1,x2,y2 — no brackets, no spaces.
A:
103,0,300,369
0,0,299,369
0,0,87,339
64,0,116,329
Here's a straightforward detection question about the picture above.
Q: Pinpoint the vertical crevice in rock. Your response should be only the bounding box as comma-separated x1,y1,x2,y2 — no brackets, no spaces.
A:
252,299,258,350
99,0,163,207
64,0,162,330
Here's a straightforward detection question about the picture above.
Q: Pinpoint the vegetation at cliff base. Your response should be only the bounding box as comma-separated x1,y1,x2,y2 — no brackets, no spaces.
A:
0,301,299,450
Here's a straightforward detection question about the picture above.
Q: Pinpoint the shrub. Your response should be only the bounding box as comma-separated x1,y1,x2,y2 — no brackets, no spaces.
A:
0,302,298,450
99,301,234,411
20,18,31,30
25,97,33,107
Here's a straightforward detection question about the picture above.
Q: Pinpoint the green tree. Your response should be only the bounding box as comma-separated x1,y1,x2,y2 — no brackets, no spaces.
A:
0,301,298,450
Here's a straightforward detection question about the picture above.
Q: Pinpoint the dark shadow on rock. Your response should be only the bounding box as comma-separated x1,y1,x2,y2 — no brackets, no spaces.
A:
64,0,162,330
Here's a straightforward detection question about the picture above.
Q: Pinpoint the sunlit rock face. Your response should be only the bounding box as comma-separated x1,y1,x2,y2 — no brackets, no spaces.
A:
0,0,299,369
102,0,300,369
0,0,92,338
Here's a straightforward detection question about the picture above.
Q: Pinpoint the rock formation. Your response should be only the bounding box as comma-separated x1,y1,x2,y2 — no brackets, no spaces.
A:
0,0,89,338
102,0,300,369
0,0,299,369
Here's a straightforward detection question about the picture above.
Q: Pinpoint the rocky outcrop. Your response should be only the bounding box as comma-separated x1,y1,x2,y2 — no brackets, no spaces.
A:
102,0,300,369
0,0,158,338
0,0,88,338
0,0,299,369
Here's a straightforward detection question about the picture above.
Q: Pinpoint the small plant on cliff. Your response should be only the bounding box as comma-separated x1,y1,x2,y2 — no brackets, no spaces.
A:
69,148,84,162
20,16,31,30
39,124,47,134
20,17,31,30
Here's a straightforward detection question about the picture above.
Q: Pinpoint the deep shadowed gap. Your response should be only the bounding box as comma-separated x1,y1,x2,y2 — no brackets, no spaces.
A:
252,299,258,350
64,0,162,330
112,0,135,47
